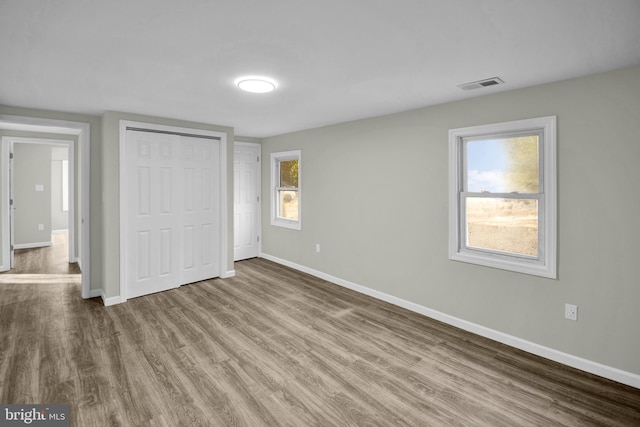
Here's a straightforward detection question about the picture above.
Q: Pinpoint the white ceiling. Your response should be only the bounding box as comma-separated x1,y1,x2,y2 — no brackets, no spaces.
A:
1,0,639,138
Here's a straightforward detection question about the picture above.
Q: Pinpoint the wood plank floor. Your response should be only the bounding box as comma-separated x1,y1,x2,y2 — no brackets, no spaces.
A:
1,258,638,426
2,232,81,275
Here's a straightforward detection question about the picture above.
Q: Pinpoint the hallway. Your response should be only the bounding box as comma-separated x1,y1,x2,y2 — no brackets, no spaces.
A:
2,231,80,275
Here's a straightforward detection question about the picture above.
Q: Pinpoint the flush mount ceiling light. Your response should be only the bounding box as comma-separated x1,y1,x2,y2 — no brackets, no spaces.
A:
235,76,278,93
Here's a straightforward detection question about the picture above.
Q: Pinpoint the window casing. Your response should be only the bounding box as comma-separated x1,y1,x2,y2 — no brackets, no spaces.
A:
271,150,301,230
449,116,557,278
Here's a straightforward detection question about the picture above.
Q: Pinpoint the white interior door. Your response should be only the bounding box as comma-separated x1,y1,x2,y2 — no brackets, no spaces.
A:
180,136,220,284
125,130,221,299
234,143,260,261
125,131,182,298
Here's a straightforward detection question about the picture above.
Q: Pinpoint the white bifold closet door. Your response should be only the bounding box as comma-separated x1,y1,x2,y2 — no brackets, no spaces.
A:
125,130,220,299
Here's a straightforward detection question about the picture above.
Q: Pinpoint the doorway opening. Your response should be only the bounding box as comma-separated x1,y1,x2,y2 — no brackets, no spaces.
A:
1,138,79,276
0,114,90,297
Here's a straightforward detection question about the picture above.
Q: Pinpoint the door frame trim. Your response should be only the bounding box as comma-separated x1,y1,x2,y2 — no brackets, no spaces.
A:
118,120,229,303
0,114,91,299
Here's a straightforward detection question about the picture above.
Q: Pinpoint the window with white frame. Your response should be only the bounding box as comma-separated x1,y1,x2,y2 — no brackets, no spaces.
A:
271,150,301,230
449,116,557,278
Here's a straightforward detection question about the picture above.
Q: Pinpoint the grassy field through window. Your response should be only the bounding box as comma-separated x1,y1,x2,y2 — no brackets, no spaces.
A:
466,198,538,257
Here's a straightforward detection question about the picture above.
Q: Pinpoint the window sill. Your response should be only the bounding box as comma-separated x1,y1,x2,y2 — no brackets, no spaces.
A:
271,219,301,231
450,250,556,279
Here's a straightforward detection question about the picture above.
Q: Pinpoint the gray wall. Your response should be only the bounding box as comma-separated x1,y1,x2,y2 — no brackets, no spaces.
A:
51,146,69,230
14,143,52,246
261,65,640,376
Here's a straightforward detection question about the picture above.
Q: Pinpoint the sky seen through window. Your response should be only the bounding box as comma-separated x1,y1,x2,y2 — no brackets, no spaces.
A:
466,139,507,193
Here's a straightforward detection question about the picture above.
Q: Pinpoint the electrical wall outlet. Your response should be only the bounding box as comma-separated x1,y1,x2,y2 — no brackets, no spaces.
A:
315,243,321,253
38,224,44,231
565,304,578,321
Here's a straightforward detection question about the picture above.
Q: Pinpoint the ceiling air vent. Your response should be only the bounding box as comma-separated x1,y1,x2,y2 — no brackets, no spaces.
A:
457,77,504,91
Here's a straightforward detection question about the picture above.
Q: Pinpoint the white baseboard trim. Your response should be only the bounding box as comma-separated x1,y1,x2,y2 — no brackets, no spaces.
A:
14,241,51,250
97,270,235,307
102,295,122,307
260,252,640,390
221,269,236,279
89,288,122,307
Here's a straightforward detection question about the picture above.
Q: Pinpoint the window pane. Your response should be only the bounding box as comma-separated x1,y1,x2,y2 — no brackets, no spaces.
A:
466,135,539,193
278,190,298,220
279,160,299,187
466,197,538,257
